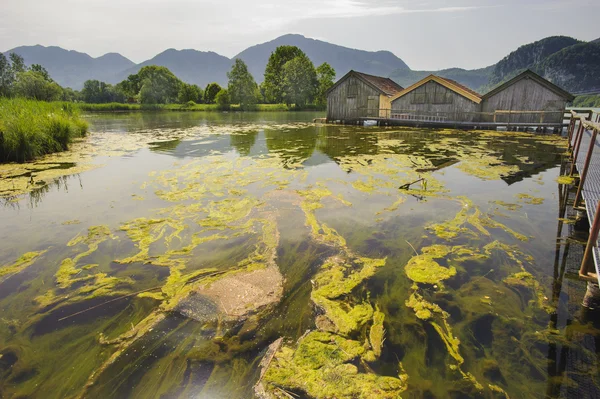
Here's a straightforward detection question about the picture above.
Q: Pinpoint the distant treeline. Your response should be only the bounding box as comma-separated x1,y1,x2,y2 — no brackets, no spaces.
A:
572,94,600,108
0,46,335,110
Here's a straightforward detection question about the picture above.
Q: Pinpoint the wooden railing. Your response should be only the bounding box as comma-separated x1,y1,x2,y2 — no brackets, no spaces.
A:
357,108,567,124
566,109,600,283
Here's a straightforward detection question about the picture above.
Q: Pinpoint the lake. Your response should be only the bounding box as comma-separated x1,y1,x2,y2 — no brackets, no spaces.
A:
0,111,598,398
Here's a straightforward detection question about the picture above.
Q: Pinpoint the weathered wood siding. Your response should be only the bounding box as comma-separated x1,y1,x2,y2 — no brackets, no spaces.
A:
390,81,480,122
379,94,391,118
481,77,567,124
327,76,381,121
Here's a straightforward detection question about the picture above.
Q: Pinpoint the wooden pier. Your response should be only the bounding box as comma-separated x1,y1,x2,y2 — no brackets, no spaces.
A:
567,109,600,285
327,108,569,132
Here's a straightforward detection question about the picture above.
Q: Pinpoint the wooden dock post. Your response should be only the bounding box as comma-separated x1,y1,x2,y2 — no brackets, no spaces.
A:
570,122,585,176
580,201,600,281
574,129,599,207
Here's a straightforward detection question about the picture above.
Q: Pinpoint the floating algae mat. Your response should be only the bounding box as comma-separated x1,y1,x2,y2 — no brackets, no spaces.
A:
0,112,598,399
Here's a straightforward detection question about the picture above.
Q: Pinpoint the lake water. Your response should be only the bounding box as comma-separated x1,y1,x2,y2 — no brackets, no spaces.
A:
0,111,599,398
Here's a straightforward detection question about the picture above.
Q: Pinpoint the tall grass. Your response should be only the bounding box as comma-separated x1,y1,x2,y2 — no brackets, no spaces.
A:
0,98,88,163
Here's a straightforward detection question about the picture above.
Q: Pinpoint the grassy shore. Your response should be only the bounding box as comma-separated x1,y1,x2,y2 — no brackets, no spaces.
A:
70,102,325,113
0,98,88,163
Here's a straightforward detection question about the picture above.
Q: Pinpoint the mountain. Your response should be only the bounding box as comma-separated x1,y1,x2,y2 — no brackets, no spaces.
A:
389,65,494,92
235,34,409,83
114,49,232,88
4,45,135,89
488,36,582,86
535,41,600,93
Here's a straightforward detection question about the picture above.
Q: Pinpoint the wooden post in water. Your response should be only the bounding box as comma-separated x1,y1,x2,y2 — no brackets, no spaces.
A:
580,201,600,281
570,122,585,176
574,129,599,207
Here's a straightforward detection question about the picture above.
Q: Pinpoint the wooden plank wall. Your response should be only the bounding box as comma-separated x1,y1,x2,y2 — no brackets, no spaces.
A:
390,81,480,122
327,76,381,120
481,78,567,124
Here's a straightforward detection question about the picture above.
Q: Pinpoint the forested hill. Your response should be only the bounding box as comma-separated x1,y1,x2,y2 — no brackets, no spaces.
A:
3,45,135,89
235,34,409,84
114,49,233,89
389,36,600,94
4,35,599,93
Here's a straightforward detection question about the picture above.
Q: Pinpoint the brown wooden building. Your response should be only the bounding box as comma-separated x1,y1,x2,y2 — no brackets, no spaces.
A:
326,71,403,121
390,75,482,122
480,69,575,124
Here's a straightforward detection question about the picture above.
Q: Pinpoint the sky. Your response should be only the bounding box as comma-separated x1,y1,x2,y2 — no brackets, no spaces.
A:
1,0,599,70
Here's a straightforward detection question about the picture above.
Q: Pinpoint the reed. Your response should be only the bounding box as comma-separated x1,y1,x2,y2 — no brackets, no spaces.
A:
0,98,88,163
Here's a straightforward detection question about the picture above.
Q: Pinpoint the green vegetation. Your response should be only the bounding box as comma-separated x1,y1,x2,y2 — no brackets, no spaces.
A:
573,94,600,108
81,79,125,103
203,82,222,104
0,98,88,162
226,59,259,109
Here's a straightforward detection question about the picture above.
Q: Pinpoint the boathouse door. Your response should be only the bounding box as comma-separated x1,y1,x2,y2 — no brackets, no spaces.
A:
367,96,378,117
346,97,357,119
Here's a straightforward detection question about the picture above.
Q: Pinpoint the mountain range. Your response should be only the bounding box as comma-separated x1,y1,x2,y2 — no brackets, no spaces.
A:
4,34,600,94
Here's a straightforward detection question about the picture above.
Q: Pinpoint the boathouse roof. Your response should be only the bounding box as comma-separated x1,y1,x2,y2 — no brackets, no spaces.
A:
327,70,404,97
391,75,483,104
481,69,575,101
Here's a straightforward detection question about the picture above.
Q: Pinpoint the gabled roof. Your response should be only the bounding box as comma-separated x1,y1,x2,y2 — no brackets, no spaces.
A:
482,69,574,101
326,70,404,97
391,75,482,104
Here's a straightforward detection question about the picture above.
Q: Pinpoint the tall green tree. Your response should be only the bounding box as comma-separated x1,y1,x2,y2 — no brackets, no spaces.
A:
281,54,317,107
315,63,336,106
82,79,125,103
204,82,222,104
9,53,26,73
0,54,14,97
215,88,230,110
30,64,52,82
227,59,258,109
117,66,181,104
262,46,305,103
178,83,203,104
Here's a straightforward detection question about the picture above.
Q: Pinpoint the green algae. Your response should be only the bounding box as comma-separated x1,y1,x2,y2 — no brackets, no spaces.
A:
491,200,522,211
0,250,46,281
368,307,385,359
556,175,577,185
260,331,407,399
516,193,544,205
503,272,552,313
404,245,457,285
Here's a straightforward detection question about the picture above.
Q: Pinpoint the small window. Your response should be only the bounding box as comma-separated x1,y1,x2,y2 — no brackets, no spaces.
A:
347,82,358,98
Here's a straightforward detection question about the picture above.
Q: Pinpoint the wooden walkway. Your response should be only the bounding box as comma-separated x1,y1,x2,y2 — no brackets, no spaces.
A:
568,110,600,285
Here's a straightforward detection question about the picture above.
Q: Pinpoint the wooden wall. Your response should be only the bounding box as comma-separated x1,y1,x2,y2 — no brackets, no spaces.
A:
390,81,480,122
481,77,567,124
327,76,381,121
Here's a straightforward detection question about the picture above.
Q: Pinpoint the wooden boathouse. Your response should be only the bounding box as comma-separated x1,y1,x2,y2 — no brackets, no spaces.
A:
326,71,403,121
390,75,482,122
326,69,575,131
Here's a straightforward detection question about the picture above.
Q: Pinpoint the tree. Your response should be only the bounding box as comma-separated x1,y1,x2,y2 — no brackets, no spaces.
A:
281,54,317,107
13,71,62,101
204,82,222,104
215,88,230,110
0,54,14,97
30,64,53,82
178,83,203,104
227,59,258,109
315,63,336,106
116,66,181,104
9,53,26,73
81,79,125,103
262,46,305,103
